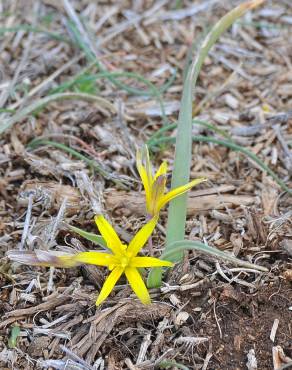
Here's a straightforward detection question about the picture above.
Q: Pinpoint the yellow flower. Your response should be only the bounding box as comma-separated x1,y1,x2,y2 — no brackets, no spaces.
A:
8,215,173,306
136,145,206,216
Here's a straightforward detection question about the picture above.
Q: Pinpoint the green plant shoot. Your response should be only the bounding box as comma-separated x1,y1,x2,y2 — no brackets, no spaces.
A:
148,0,265,288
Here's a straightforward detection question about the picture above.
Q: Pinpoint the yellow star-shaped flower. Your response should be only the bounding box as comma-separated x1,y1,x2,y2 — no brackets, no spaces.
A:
136,145,206,216
7,215,173,306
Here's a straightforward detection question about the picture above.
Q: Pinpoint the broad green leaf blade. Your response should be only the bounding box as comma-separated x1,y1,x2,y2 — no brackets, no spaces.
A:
150,0,265,288
68,224,108,249
167,0,266,260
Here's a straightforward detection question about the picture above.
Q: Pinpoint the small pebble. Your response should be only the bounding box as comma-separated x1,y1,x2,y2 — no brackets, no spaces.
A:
224,93,239,110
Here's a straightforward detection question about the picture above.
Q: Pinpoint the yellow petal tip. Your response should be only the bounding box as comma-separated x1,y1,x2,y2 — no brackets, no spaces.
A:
160,260,174,267
94,214,102,222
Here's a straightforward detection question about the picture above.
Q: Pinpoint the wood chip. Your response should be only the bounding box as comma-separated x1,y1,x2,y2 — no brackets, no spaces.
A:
246,349,257,370
175,311,190,326
272,346,292,370
106,190,255,216
18,181,82,216
270,319,279,342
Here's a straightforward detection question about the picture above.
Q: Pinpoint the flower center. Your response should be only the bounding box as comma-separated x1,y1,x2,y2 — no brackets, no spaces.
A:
120,256,129,268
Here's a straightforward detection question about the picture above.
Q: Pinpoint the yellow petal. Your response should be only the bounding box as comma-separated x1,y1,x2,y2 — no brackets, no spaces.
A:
149,175,166,215
127,216,158,257
157,178,207,212
131,256,173,268
136,148,152,209
95,266,124,306
73,252,116,267
94,215,124,255
124,267,151,305
154,161,168,181
138,166,152,210
144,145,153,184
57,254,81,267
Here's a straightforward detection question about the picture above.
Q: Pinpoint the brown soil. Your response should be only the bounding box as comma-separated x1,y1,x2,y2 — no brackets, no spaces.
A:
0,1,292,369
192,282,292,369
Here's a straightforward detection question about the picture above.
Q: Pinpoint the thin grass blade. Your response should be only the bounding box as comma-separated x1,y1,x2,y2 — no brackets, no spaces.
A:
164,240,267,270
27,139,128,189
147,239,267,287
148,135,292,195
0,92,116,135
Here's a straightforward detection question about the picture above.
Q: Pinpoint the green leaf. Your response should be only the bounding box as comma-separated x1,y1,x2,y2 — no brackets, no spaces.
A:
149,0,266,287
26,139,127,189
148,240,268,288
68,224,107,249
8,326,20,348
164,240,267,270
148,135,292,196
159,360,190,370
0,92,116,135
